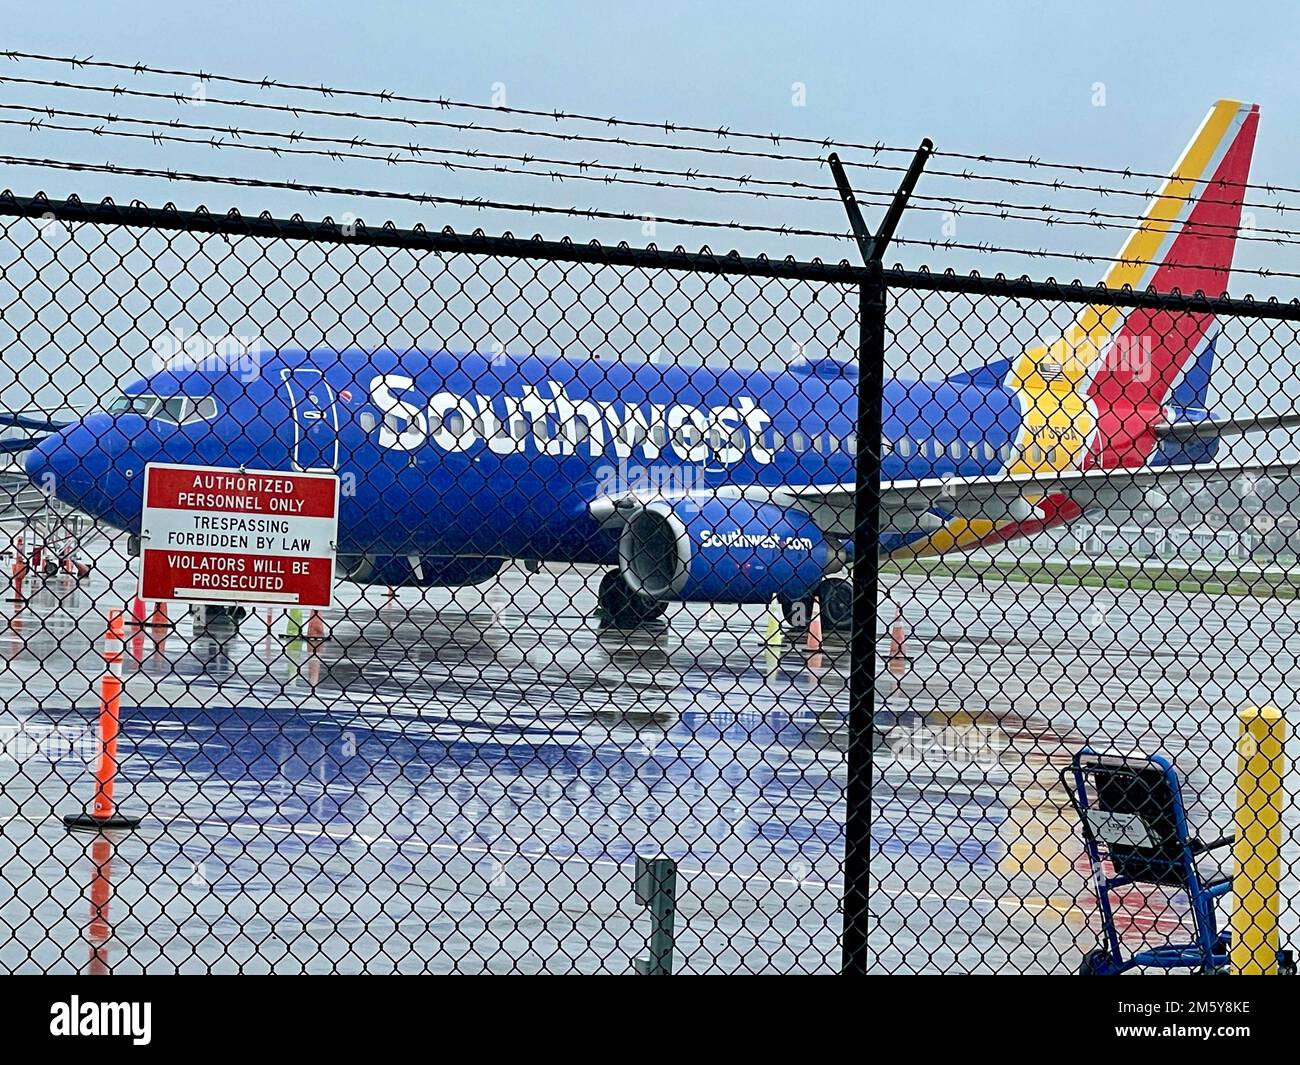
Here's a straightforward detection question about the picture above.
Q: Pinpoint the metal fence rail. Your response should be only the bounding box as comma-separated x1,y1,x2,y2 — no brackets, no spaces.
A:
0,191,1295,974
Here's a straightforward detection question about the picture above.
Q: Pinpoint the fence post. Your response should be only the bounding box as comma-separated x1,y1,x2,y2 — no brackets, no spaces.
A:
1231,705,1287,974
842,259,887,974
832,140,930,975
633,855,677,975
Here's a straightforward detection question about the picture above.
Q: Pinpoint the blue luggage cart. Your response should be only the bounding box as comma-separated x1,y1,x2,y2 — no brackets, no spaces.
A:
1063,747,1294,975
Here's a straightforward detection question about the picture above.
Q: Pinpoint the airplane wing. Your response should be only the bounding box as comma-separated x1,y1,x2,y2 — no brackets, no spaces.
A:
0,437,46,455
589,460,1299,539
783,460,1300,538
0,412,72,457
0,413,68,432
1157,412,1300,439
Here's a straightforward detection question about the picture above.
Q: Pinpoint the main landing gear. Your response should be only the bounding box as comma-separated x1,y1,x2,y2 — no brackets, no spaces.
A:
596,569,667,630
782,576,853,635
594,569,853,635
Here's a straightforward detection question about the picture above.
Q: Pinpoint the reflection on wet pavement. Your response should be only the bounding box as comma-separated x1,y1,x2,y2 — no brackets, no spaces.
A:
1,538,1295,972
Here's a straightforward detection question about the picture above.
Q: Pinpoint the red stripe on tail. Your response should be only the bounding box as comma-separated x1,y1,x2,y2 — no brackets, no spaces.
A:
1086,105,1259,470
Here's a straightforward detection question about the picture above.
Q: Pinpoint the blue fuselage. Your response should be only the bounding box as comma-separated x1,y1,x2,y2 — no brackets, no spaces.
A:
29,348,1027,559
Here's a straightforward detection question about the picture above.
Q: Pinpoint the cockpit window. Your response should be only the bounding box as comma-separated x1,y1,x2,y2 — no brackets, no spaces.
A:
187,396,218,423
161,397,189,424
108,394,162,417
107,394,219,424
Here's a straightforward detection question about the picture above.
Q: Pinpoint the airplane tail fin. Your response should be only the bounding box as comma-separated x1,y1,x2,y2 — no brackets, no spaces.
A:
993,100,1259,476
1168,329,1218,417
1084,100,1258,469
1095,99,1260,299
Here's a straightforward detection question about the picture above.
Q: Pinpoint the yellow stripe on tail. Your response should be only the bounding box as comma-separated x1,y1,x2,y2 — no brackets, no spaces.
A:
1007,99,1245,479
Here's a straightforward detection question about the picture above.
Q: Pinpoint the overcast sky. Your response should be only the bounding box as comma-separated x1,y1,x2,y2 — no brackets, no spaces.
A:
2,1,1299,291
4,0,1300,452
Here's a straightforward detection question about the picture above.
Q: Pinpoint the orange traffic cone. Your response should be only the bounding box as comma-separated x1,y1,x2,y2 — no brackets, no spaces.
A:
6,603,23,659
305,614,325,687
10,533,26,603
129,596,147,660
888,604,910,677
306,609,327,644
805,598,824,672
86,835,115,975
64,609,141,831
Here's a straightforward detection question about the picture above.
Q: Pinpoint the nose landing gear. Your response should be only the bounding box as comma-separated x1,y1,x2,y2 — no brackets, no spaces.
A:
197,604,249,634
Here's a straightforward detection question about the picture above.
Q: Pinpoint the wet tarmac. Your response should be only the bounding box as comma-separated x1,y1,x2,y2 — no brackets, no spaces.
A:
1,530,1297,973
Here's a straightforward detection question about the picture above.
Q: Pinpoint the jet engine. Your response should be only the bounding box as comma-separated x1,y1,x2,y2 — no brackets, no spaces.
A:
617,494,836,604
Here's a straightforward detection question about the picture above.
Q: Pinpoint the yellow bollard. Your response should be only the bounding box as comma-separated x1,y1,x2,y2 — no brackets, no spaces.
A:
1231,705,1287,975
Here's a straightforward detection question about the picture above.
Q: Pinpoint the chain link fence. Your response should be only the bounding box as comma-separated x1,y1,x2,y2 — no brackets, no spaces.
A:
0,192,1295,974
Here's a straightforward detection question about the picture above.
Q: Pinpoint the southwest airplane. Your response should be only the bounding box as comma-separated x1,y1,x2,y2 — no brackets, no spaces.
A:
8,100,1291,631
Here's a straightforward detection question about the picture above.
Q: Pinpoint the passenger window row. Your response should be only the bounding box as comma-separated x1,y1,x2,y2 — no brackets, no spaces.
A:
357,407,1038,470
889,437,1011,464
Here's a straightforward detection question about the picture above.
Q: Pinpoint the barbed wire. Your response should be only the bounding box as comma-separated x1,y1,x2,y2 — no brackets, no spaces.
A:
930,144,1279,194
1,58,1295,275
7,100,1300,253
4,71,1297,222
0,110,873,208
5,101,1300,248
4,151,1297,282
886,235,1300,281
5,50,1289,204
0,48,918,158
0,72,883,170
893,192,1300,243
2,50,1287,202
0,100,853,198
0,151,856,241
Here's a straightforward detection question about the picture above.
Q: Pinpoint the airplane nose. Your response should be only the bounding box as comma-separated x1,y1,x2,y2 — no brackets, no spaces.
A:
24,415,139,523
24,431,77,499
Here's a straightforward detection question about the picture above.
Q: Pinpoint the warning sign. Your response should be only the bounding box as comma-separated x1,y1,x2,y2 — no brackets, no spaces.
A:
139,463,339,608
